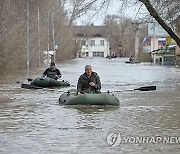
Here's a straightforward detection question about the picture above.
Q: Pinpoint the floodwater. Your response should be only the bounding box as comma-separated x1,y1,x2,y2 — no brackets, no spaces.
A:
0,58,180,154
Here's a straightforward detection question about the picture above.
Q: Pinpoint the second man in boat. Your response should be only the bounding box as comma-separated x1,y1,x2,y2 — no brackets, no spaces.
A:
42,62,61,80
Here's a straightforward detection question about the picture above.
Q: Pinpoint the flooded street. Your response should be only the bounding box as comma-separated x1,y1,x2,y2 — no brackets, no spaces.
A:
0,58,180,154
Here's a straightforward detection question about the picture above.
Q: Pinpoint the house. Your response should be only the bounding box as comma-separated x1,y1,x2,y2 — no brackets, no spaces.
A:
73,25,110,58
144,22,176,65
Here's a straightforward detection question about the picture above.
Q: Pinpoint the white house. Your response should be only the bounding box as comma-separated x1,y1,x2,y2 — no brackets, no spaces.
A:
73,25,110,58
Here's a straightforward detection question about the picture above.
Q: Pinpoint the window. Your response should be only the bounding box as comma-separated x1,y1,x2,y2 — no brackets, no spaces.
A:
90,40,95,46
100,40,104,46
81,40,86,45
86,52,89,57
93,52,104,57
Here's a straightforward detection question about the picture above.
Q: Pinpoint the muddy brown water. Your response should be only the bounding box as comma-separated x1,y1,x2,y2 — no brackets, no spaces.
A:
0,58,180,154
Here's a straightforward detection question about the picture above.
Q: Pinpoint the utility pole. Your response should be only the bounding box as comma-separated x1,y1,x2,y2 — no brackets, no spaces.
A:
26,0,30,77
153,22,157,65
47,10,50,64
52,12,55,62
37,2,41,67
133,22,141,59
52,9,61,63
135,26,140,58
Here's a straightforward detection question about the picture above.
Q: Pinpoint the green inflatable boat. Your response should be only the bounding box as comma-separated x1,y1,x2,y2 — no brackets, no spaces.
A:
125,61,140,64
31,77,70,87
59,89,120,106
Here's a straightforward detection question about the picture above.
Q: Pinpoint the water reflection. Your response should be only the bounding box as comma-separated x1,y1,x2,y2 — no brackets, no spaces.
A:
60,106,119,130
64,105,119,114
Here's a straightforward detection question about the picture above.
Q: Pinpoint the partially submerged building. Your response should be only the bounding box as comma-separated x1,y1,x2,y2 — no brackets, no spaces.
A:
142,22,177,66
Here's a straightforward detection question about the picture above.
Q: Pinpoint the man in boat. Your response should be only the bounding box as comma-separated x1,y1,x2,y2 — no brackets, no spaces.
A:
42,62,61,80
129,56,134,61
77,65,101,95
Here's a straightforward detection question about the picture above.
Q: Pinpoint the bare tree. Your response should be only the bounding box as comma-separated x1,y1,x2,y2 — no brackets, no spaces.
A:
0,0,79,71
73,0,180,47
104,15,135,57
66,0,112,26
150,0,179,33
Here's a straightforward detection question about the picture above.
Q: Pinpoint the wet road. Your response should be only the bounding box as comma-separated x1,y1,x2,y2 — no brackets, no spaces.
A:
0,58,180,154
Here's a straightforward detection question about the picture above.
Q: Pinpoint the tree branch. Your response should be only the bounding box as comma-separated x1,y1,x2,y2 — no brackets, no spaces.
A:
139,0,180,47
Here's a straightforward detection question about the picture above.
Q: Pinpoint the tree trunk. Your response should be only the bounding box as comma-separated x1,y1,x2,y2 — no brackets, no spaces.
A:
139,0,180,47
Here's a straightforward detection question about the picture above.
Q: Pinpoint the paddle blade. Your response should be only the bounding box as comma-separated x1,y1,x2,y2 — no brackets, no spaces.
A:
27,78,33,82
134,86,156,91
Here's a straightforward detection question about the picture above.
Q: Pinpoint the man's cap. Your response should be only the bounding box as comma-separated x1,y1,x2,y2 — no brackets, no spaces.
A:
50,62,55,66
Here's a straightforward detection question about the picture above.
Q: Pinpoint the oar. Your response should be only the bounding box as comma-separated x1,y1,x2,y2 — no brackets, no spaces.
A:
21,83,71,92
110,86,156,92
21,83,43,89
21,83,56,91
27,77,68,82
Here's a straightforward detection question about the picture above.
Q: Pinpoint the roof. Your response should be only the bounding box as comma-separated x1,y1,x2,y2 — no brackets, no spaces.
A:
73,25,107,37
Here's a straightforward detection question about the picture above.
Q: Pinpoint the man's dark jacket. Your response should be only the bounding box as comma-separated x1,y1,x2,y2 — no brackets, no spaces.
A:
77,72,101,93
43,68,61,80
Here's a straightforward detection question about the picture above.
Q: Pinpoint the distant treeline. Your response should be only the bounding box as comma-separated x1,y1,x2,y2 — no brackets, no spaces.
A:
0,0,78,72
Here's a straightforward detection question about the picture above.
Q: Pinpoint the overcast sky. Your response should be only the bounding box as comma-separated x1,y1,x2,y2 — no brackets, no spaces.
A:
76,1,147,25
